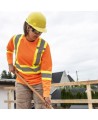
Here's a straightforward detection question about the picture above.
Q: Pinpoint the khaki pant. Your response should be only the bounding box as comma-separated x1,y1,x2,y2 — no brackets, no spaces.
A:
15,82,46,109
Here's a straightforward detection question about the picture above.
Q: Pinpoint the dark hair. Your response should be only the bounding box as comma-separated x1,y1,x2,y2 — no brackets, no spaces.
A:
23,21,29,36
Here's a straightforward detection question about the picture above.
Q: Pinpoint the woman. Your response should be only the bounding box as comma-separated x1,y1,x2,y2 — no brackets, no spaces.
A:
6,12,52,109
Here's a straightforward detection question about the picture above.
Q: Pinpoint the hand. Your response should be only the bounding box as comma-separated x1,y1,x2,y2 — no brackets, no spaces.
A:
8,64,15,74
44,97,51,107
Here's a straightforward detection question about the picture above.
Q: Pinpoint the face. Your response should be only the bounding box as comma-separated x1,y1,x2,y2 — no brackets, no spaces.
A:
27,26,42,42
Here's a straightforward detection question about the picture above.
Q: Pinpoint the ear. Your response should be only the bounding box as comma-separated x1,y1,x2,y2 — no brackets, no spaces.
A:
26,25,30,33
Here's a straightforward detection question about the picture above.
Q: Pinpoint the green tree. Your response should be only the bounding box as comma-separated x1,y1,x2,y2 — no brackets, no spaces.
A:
61,88,72,108
7,72,13,79
76,92,82,99
82,92,87,99
13,74,16,79
1,70,8,78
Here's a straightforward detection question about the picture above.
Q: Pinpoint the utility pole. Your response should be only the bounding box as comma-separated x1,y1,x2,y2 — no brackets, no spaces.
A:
76,71,79,82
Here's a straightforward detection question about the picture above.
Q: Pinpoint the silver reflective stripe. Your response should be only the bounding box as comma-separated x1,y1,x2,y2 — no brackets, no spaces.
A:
34,39,45,65
15,34,22,54
14,34,41,73
42,73,52,78
15,62,40,72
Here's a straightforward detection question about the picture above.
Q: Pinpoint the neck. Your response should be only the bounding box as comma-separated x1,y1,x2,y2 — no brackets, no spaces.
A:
26,36,37,42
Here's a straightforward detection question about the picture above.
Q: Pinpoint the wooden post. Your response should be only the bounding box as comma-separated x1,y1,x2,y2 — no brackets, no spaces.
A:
7,89,12,109
86,84,93,109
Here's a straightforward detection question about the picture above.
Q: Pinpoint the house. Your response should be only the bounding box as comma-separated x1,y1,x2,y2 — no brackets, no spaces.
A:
51,71,74,96
0,79,15,109
52,71,74,83
51,71,75,108
0,71,74,109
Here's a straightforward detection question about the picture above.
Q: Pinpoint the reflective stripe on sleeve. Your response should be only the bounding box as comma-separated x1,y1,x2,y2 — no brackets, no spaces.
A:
41,71,52,81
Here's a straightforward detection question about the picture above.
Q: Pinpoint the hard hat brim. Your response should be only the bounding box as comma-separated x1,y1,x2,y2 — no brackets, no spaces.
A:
32,25,47,33
26,20,47,33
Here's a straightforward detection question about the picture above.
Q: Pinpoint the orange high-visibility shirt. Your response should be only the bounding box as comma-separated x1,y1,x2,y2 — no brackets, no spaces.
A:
6,35,52,97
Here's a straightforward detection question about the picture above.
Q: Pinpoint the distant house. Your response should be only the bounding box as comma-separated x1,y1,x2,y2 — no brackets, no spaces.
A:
51,71,75,108
67,75,74,82
51,71,74,95
0,71,74,109
0,79,15,109
52,71,74,83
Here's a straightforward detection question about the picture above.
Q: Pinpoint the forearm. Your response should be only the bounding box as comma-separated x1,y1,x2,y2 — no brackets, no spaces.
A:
42,80,51,97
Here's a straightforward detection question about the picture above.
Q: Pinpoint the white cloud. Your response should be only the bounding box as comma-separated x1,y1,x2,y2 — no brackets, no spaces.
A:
0,0,98,12
0,11,98,81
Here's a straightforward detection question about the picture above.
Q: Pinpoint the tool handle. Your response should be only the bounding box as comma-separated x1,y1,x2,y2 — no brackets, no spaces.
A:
15,71,53,109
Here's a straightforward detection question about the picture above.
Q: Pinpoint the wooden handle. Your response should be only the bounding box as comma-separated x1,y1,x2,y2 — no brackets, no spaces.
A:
15,71,53,109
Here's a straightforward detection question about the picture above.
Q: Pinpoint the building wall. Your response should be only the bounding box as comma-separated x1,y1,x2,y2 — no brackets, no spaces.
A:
51,71,70,94
0,88,14,109
61,71,70,82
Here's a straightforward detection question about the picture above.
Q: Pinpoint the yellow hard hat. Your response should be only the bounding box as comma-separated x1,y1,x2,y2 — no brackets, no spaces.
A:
26,12,47,32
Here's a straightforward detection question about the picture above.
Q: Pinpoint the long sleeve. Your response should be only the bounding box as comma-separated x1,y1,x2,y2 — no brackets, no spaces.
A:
6,36,14,64
41,43,52,97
